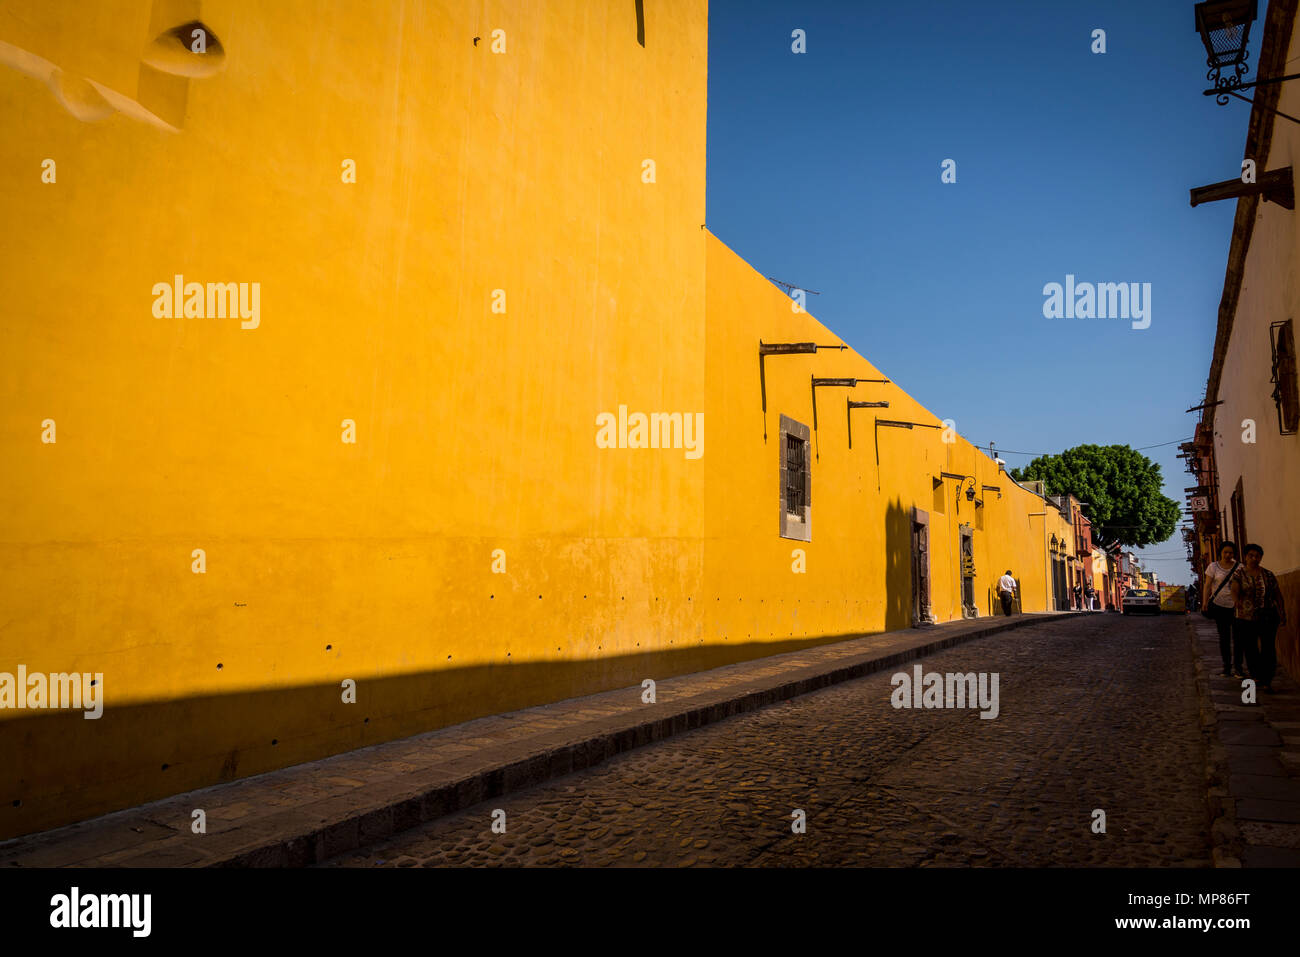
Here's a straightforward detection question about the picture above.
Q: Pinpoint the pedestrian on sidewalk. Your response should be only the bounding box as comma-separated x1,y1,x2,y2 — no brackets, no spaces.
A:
1203,541,1242,677
1230,543,1287,694
1084,582,1096,612
1073,582,1083,611
997,570,1017,616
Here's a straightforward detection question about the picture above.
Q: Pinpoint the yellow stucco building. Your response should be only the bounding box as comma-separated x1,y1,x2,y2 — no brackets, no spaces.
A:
1,0,1068,840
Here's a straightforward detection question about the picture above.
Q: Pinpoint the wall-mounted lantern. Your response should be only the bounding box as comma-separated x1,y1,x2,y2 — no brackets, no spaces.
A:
1197,0,1256,101
1194,0,1300,122
937,470,978,506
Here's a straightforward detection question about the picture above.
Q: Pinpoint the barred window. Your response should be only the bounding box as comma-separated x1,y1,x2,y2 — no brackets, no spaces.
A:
1271,319,1298,435
785,434,806,515
1230,477,1247,548
778,414,811,541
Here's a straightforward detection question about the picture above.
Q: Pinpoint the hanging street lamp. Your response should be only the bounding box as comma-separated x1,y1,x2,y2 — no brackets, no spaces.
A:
1195,0,1300,115
1189,2,1298,207
1196,0,1257,103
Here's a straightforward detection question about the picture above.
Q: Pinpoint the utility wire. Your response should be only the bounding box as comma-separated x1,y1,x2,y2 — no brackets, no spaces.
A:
993,437,1192,457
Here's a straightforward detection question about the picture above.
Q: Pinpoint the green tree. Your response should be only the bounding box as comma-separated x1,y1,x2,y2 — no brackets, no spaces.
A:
1008,444,1179,547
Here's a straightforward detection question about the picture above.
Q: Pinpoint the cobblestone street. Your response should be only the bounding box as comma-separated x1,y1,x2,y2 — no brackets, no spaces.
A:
321,614,1209,867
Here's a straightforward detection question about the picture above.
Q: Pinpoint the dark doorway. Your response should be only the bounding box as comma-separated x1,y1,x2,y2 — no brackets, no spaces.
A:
959,525,976,618
911,507,932,626
1052,555,1068,610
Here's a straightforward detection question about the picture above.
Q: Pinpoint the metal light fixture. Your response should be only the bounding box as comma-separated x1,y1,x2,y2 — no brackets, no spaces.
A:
939,471,978,505
1194,0,1300,121
1196,0,1256,102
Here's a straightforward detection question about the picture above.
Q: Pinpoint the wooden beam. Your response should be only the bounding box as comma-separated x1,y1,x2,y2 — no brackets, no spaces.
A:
1190,167,1294,209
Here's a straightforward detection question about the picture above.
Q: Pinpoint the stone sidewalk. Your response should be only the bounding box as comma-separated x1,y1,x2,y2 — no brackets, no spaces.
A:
0,612,1072,868
1190,617,1300,866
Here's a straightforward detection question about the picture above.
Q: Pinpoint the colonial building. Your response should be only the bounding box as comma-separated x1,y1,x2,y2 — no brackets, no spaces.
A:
1049,493,1095,609
1187,0,1300,680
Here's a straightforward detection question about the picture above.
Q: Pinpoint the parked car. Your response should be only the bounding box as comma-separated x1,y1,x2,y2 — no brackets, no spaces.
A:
1122,588,1161,616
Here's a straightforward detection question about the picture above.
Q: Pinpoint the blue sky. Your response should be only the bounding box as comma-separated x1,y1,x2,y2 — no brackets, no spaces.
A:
706,0,1259,586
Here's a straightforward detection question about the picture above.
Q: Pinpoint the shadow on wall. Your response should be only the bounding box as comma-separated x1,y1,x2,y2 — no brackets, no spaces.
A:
1,628,901,841
883,499,911,631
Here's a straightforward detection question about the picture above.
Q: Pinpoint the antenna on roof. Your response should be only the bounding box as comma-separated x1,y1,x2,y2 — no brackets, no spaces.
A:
766,277,822,297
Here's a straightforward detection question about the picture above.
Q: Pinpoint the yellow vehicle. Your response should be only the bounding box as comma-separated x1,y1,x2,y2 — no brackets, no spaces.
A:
1159,585,1187,614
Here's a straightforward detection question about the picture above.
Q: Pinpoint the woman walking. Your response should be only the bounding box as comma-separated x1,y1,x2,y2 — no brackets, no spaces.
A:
1231,543,1288,694
1203,541,1241,677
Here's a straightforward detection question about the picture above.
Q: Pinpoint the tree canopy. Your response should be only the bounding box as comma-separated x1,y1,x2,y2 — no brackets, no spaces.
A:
1007,444,1179,547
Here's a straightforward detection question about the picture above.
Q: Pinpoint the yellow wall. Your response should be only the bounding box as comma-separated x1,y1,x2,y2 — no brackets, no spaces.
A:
702,237,1060,629
0,0,1062,839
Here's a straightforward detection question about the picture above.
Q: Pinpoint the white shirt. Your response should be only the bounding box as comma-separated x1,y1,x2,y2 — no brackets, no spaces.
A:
998,574,1016,594
1205,560,1237,608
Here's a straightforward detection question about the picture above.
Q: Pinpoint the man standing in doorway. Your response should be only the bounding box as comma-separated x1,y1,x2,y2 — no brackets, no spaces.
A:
998,570,1017,616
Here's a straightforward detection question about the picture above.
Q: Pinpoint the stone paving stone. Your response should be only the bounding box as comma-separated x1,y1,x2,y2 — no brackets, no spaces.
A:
1218,723,1283,746
1222,744,1283,759
1216,710,1265,721
1225,752,1288,776
1240,845,1300,867
1235,799,1300,823
1238,820,1300,849
1229,774,1300,801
